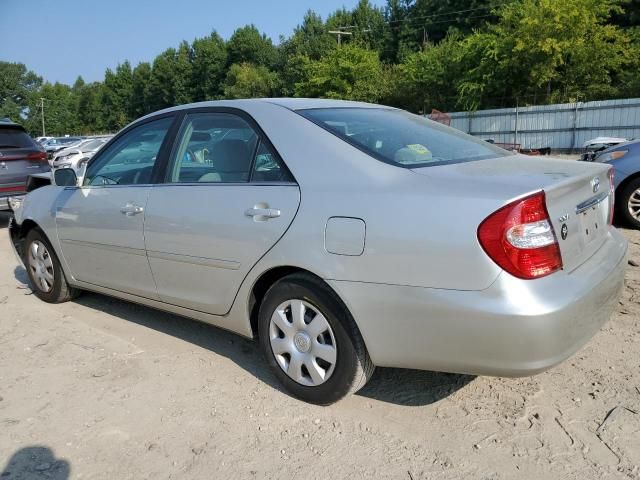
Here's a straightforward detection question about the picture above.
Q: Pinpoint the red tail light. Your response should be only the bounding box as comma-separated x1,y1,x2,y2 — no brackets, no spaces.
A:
608,168,615,225
477,191,562,279
26,151,47,162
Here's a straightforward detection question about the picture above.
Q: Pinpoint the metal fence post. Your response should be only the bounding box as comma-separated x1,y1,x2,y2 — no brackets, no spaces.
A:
514,99,519,147
571,101,580,152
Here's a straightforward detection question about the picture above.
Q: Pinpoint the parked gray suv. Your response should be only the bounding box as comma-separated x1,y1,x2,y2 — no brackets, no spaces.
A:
0,118,50,210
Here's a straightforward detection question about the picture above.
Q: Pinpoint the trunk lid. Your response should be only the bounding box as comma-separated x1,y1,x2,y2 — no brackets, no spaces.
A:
412,155,612,274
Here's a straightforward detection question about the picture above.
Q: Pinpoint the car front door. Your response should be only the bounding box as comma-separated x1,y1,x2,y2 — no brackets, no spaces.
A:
143,110,300,315
55,116,176,298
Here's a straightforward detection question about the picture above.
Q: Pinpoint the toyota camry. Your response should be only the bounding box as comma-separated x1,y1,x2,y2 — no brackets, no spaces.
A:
8,99,627,404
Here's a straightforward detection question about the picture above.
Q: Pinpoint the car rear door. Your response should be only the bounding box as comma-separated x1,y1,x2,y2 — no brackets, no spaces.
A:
55,115,177,298
143,109,300,315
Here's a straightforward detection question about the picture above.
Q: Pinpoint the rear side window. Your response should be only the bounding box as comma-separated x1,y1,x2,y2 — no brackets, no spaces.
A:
252,141,294,183
299,108,512,168
0,127,37,149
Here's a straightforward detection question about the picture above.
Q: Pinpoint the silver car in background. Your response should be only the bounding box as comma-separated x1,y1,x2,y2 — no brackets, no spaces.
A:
8,99,627,404
51,136,112,172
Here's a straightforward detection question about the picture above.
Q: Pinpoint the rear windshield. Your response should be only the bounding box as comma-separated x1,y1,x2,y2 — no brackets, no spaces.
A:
0,127,37,149
299,108,512,168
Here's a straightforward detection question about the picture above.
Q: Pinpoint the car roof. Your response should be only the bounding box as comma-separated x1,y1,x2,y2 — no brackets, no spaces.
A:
136,98,392,121
0,117,25,129
260,98,393,110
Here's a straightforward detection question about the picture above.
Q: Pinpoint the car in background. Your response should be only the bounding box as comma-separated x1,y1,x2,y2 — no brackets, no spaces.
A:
0,118,49,210
42,136,84,159
51,137,112,173
7,99,627,404
35,136,53,145
592,139,640,228
581,136,628,161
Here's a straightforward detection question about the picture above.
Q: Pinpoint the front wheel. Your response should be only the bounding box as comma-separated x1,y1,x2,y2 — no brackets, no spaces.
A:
258,273,374,405
617,177,640,229
24,228,80,303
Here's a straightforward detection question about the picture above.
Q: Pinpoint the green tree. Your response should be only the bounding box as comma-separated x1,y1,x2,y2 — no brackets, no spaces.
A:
23,82,79,136
295,44,388,102
227,25,278,67
279,11,335,95
223,63,278,99
76,82,105,134
394,34,467,112
130,62,152,119
191,32,227,101
146,47,190,111
0,62,42,121
100,61,133,131
350,0,388,53
457,0,630,108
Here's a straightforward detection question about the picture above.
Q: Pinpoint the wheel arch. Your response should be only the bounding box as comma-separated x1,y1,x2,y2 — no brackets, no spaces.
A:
615,171,640,204
615,172,640,224
248,266,361,343
11,218,42,258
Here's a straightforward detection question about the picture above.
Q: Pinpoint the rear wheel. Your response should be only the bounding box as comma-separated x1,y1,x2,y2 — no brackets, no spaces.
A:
258,273,374,405
24,229,80,303
617,177,640,229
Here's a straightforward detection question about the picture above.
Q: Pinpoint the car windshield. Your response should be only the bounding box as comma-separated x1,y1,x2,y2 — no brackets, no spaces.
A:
299,108,512,168
0,127,37,149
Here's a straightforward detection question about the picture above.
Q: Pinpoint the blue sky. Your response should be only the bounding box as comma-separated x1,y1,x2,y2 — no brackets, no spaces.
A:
0,0,386,85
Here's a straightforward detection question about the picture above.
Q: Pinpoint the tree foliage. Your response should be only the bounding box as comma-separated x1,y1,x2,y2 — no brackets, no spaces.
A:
2,0,640,136
224,63,278,99
295,44,388,102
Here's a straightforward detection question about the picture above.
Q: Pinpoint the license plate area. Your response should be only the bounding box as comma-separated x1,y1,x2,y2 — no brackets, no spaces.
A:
577,195,608,245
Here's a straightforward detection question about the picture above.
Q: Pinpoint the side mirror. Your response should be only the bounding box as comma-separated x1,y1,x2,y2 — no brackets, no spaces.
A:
53,168,78,187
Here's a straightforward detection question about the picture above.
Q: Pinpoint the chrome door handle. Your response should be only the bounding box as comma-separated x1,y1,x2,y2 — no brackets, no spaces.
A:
244,207,281,219
120,203,144,216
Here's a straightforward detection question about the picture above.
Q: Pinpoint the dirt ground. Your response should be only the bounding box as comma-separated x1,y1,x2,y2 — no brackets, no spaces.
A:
0,211,639,480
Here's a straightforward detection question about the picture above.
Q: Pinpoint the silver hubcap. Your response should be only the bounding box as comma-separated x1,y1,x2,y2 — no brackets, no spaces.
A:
269,299,337,387
27,240,54,293
628,189,640,220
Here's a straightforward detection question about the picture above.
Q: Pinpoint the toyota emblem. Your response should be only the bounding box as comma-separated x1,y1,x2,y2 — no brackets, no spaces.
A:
591,177,600,193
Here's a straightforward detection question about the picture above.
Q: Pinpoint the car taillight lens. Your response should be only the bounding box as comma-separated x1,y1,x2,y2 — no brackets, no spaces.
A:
608,168,615,225
26,151,47,161
477,191,562,279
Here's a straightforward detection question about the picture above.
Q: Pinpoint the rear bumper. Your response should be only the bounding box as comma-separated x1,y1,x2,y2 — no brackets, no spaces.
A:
329,228,627,376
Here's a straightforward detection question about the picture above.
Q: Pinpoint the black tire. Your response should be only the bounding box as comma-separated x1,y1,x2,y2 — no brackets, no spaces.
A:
258,272,374,405
617,177,640,229
23,228,80,303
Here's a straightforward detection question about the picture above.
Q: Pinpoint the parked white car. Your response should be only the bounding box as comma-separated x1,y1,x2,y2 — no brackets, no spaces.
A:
50,137,112,172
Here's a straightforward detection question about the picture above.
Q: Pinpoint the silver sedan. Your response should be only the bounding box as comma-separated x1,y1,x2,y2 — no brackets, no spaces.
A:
8,99,627,404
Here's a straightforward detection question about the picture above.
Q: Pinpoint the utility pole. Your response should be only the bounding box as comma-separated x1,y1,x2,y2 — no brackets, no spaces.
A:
40,97,46,136
328,29,352,46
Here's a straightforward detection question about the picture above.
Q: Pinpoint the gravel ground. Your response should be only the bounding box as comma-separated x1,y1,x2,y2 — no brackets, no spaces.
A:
0,211,638,480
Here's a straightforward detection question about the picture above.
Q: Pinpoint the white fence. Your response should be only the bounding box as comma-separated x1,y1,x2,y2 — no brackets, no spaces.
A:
446,98,640,152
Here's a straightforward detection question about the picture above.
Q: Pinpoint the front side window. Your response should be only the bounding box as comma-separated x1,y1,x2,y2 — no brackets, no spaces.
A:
299,108,512,168
84,117,172,186
168,112,259,183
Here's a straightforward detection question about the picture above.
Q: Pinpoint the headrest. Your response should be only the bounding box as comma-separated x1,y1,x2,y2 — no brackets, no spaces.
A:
214,140,250,172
